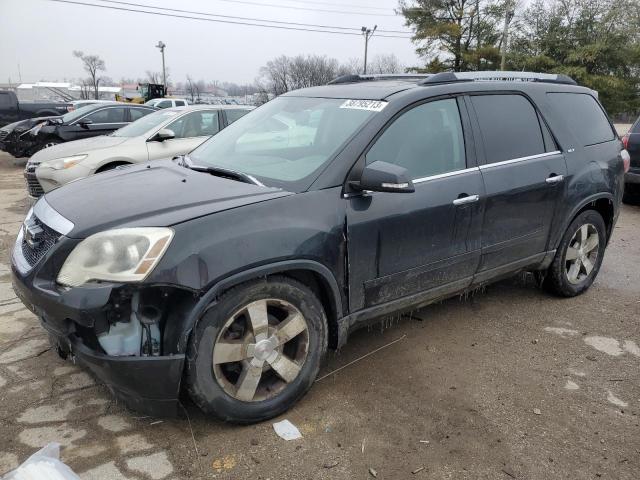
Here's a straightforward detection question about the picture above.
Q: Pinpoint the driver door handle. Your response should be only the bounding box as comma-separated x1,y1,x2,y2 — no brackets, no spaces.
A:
546,174,564,184
453,194,480,206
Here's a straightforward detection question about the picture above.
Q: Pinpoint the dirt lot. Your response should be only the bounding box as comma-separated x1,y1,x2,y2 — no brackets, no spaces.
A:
0,151,638,480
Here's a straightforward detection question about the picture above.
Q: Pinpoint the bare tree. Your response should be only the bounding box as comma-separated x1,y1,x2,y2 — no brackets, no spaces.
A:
145,70,161,84
185,76,196,102
258,54,346,95
368,54,405,74
73,51,105,99
338,57,363,76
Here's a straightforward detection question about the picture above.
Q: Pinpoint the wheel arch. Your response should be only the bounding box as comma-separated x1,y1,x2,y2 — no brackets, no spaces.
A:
555,193,616,249
94,159,134,173
177,260,344,353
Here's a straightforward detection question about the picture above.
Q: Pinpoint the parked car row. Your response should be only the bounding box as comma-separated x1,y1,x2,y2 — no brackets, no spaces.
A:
10,71,629,423
25,105,253,197
0,102,156,158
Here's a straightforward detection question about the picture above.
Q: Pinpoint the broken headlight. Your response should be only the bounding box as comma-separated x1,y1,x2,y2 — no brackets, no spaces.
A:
57,227,174,286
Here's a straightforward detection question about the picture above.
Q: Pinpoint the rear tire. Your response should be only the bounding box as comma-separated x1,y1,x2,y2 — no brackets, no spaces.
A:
544,210,606,297
185,276,327,424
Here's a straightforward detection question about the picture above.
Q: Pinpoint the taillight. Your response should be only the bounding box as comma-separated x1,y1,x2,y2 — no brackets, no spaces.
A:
622,134,629,150
621,149,630,173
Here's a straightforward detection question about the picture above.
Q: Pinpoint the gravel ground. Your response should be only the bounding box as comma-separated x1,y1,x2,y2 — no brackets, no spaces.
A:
0,150,638,480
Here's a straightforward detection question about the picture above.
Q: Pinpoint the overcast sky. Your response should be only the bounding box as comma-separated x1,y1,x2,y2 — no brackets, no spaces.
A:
0,0,420,85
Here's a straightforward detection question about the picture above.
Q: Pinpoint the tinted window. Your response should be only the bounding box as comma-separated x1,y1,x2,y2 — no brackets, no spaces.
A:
226,109,250,125
471,94,545,163
130,108,151,122
175,100,186,107
156,100,172,109
85,107,126,123
167,111,219,138
547,93,614,146
367,98,466,179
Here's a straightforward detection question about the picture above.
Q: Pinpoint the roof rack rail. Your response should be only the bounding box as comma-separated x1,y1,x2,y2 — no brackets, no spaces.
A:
419,71,577,86
328,73,431,85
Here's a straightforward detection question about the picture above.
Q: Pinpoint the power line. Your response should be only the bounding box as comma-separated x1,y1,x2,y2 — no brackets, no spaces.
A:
93,0,413,34
171,0,398,17
273,0,394,11
44,0,413,38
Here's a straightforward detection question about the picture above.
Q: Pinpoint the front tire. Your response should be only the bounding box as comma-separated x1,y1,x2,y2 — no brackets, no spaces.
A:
185,276,327,423
544,210,606,297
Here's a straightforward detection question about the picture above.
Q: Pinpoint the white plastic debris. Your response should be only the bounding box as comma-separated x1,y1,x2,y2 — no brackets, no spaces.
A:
272,419,302,441
3,443,80,480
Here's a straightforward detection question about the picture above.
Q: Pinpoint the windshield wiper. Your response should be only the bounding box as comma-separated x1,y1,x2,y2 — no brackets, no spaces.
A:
176,155,263,186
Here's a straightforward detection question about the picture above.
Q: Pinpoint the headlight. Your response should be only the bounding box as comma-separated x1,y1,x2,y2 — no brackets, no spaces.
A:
47,155,88,170
57,227,174,286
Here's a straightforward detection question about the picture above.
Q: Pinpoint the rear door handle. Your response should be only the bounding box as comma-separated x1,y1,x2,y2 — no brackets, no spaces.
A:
453,194,480,206
546,174,564,184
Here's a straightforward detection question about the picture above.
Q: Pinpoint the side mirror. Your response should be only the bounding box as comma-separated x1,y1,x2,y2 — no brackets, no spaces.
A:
351,160,415,193
78,119,92,129
151,128,175,142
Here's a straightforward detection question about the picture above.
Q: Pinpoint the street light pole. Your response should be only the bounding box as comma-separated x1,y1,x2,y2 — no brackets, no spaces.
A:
361,25,377,74
500,4,515,71
155,41,166,90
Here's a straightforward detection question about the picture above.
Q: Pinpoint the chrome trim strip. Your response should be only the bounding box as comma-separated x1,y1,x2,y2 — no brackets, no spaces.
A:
478,151,561,170
33,198,74,235
413,166,480,184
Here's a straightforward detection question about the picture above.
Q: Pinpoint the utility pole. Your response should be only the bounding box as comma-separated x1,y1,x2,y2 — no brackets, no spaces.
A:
361,25,377,74
500,3,515,71
155,41,166,90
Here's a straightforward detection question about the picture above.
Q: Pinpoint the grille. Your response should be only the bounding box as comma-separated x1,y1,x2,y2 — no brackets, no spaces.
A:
21,216,60,267
24,170,44,198
0,130,8,141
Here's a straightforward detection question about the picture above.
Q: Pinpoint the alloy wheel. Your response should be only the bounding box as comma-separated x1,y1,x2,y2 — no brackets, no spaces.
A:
212,298,309,402
565,223,599,285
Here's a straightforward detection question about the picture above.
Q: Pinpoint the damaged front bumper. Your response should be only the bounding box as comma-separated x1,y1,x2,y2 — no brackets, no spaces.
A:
11,258,186,418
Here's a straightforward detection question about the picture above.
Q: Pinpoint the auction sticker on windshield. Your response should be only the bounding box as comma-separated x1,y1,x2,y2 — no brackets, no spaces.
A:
340,99,388,112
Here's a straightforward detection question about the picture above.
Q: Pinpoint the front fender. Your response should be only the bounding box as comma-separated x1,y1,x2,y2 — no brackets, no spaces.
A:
174,259,344,353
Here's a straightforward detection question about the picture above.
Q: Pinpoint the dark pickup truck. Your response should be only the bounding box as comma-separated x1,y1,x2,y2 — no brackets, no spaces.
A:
0,90,70,128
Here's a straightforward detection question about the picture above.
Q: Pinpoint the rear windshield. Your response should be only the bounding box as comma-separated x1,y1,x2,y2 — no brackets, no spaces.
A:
547,93,615,146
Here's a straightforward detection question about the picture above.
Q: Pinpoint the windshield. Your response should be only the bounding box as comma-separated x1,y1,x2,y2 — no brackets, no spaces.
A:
189,96,379,190
111,109,179,138
61,104,98,123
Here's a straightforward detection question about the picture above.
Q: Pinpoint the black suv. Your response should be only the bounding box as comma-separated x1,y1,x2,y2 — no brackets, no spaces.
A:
11,72,626,423
622,116,640,201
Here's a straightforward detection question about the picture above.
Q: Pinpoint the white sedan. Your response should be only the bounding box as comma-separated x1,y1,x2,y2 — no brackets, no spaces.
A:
27,105,253,196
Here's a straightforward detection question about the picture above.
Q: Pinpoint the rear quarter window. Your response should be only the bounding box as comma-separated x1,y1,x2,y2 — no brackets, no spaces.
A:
547,93,615,146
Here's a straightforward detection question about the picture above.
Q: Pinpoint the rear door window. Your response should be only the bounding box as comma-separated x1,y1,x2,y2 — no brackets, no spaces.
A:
547,93,615,146
129,108,152,122
85,107,126,124
470,94,546,163
225,109,250,125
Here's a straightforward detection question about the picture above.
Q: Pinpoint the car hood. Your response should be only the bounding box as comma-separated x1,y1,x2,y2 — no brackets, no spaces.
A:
30,135,130,164
43,159,293,238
